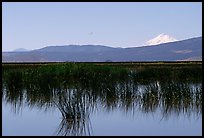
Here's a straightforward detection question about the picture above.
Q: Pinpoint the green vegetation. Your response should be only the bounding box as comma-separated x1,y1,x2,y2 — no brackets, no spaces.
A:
2,62,202,136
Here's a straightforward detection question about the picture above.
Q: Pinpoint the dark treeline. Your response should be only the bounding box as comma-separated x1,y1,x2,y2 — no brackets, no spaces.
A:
2,63,202,136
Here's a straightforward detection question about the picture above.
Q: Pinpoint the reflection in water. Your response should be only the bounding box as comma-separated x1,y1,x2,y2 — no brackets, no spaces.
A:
54,89,92,136
2,63,202,136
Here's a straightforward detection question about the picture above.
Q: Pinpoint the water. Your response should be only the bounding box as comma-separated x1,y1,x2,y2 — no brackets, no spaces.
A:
2,64,202,136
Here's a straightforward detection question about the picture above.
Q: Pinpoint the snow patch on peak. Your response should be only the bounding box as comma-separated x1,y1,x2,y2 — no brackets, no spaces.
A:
145,34,178,46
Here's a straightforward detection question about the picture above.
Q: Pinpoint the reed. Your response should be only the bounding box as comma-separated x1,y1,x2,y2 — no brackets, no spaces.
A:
2,62,202,135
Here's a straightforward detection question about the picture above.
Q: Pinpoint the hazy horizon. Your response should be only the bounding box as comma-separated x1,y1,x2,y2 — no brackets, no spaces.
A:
2,2,202,51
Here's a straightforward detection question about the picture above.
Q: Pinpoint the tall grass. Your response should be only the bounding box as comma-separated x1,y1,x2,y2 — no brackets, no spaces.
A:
2,62,202,135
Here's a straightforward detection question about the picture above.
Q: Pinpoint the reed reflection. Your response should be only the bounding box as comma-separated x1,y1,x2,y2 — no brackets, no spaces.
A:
2,63,202,136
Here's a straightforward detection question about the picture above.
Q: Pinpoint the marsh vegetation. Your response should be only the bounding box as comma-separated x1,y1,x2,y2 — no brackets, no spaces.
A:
2,62,202,136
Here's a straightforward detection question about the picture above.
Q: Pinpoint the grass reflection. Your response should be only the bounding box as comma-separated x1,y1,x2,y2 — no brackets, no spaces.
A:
54,89,92,136
2,63,202,135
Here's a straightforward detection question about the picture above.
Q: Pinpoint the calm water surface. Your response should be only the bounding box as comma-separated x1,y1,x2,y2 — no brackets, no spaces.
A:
2,64,202,136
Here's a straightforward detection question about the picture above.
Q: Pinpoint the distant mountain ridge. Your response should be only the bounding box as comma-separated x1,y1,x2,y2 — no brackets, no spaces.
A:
13,48,29,52
2,37,202,62
34,45,117,52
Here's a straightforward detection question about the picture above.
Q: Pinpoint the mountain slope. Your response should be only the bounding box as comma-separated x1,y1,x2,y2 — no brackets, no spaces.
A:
13,48,29,52
146,34,178,46
34,45,116,52
2,37,202,62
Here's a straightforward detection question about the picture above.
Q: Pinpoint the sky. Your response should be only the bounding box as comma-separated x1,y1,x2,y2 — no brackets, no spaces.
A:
2,2,202,51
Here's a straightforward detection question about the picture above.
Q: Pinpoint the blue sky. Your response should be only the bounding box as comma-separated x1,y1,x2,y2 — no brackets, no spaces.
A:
2,2,202,51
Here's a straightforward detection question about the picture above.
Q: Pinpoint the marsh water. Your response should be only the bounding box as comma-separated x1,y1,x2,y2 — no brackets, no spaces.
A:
2,63,202,136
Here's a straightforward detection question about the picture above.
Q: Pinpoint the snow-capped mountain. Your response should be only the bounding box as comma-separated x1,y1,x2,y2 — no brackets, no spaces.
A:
146,33,178,46
2,37,202,62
